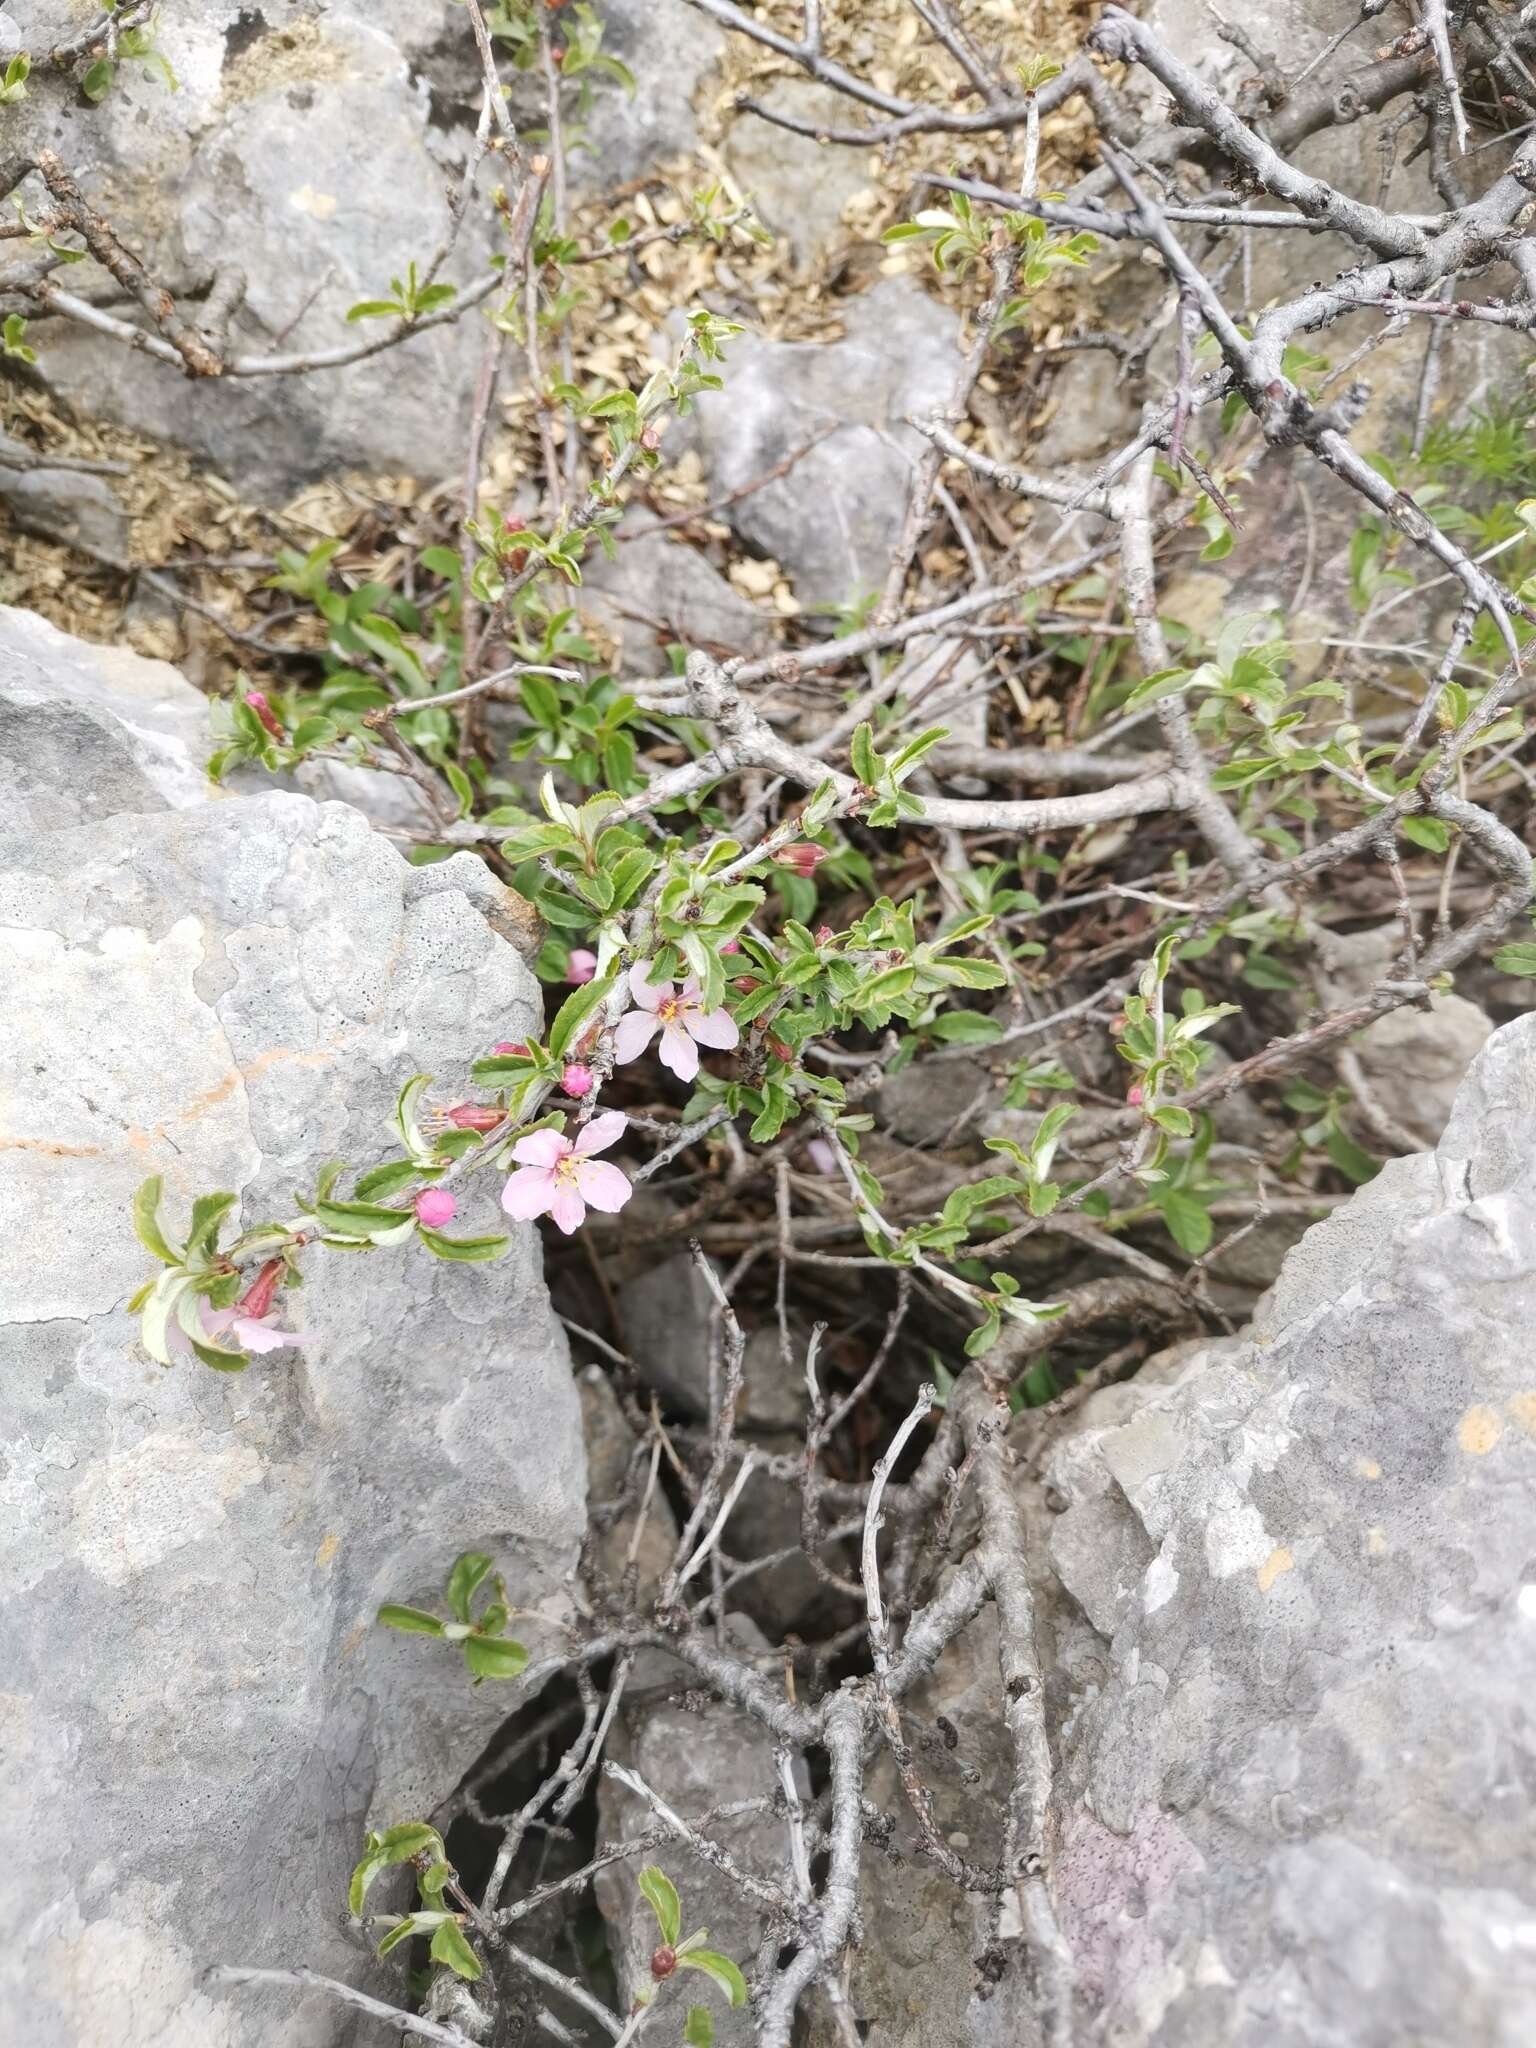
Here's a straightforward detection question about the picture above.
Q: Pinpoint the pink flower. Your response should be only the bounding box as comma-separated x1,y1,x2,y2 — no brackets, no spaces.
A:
1127,1083,1145,1107
612,962,740,1083
415,1188,457,1227
561,1062,594,1098
772,842,829,877
501,1110,633,1235
806,1137,838,1177
168,1298,305,1360
567,948,598,985
721,939,742,956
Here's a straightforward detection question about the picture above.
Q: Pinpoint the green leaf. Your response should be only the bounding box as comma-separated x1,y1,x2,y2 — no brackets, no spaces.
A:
132,1176,184,1266
1123,666,1191,712
927,1012,1004,1045
446,1553,495,1624
675,1950,748,2008
353,1160,424,1202
81,54,115,101
378,1605,446,1636
638,1865,681,1948
1156,1189,1213,1258
185,1191,237,1263
684,2006,716,2048
347,298,404,323
548,972,615,1060
1401,815,1451,853
1325,1125,1380,1186
1492,941,1536,977
1150,1105,1194,1137
348,1823,443,1916
417,1228,511,1263
462,1634,529,1681
429,1919,482,1982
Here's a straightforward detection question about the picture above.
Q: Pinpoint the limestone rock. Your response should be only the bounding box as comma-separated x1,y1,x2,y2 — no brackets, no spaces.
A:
0,610,586,2047
688,281,962,607
724,82,874,268
1042,1014,1536,2043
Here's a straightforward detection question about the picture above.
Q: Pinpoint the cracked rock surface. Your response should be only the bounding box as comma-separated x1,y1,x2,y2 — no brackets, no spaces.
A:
0,606,585,2047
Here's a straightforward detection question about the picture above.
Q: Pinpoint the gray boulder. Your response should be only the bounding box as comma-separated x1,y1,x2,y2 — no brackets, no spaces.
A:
0,609,586,2046
688,281,962,608
1043,1012,1536,2043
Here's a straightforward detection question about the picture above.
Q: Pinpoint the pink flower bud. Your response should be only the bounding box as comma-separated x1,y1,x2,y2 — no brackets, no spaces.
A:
772,842,829,878
1127,1083,1144,1107
447,1101,505,1132
561,1062,595,1099
244,689,286,741
567,948,598,985
415,1188,457,1228
237,1257,284,1320
493,1041,531,1058
721,939,742,956
814,925,835,945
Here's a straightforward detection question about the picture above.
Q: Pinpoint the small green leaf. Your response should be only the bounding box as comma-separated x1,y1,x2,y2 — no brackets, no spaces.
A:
132,1177,184,1266
429,1918,483,1982
1492,941,1536,977
446,1552,495,1624
378,1605,446,1637
81,54,115,101
1150,1105,1194,1137
1401,815,1451,853
417,1227,511,1263
462,1634,529,1681
547,972,616,1060
684,2006,716,2048
1325,1125,1380,1186
637,1865,681,1948
675,1949,748,2008
1156,1189,1213,1258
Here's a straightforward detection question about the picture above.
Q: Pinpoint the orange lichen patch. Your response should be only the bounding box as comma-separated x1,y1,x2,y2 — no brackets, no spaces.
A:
1506,1393,1536,1437
314,1532,340,1569
1257,1546,1294,1593
1458,1405,1505,1456
1355,1457,1382,1480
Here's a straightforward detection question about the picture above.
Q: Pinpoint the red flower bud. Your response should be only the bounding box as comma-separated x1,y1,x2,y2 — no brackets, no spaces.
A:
814,925,835,945
244,689,286,741
733,976,760,993
650,1945,677,1981
1127,1083,1144,1107
493,1041,531,1058
721,938,742,956
415,1188,457,1228
772,842,829,878
767,1036,792,1062
237,1258,284,1321
447,1102,505,1132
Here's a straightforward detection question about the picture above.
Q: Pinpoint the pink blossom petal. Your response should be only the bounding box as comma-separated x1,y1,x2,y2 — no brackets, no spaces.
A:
512,1129,570,1169
200,1305,238,1338
657,1020,701,1082
678,979,704,1007
502,1166,556,1220
574,1110,628,1157
613,1008,659,1065
574,1159,632,1214
627,962,668,1011
548,1181,587,1234
807,1137,839,1177
233,1317,304,1353
686,1006,740,1052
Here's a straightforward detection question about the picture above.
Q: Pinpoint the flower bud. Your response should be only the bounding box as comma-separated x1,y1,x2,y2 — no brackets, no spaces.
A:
721,938,742,956
567,948,598,985
415,1189,457,1228
492,1041,531,1058
1127,1083,1144,1107
767,1036,792,1062
237,1257,284,1321
772,842,828,878
814,925,835,945
244,689,286,741
650,1945,677,1981
447,1102,505,1132
561,1062,595,1099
